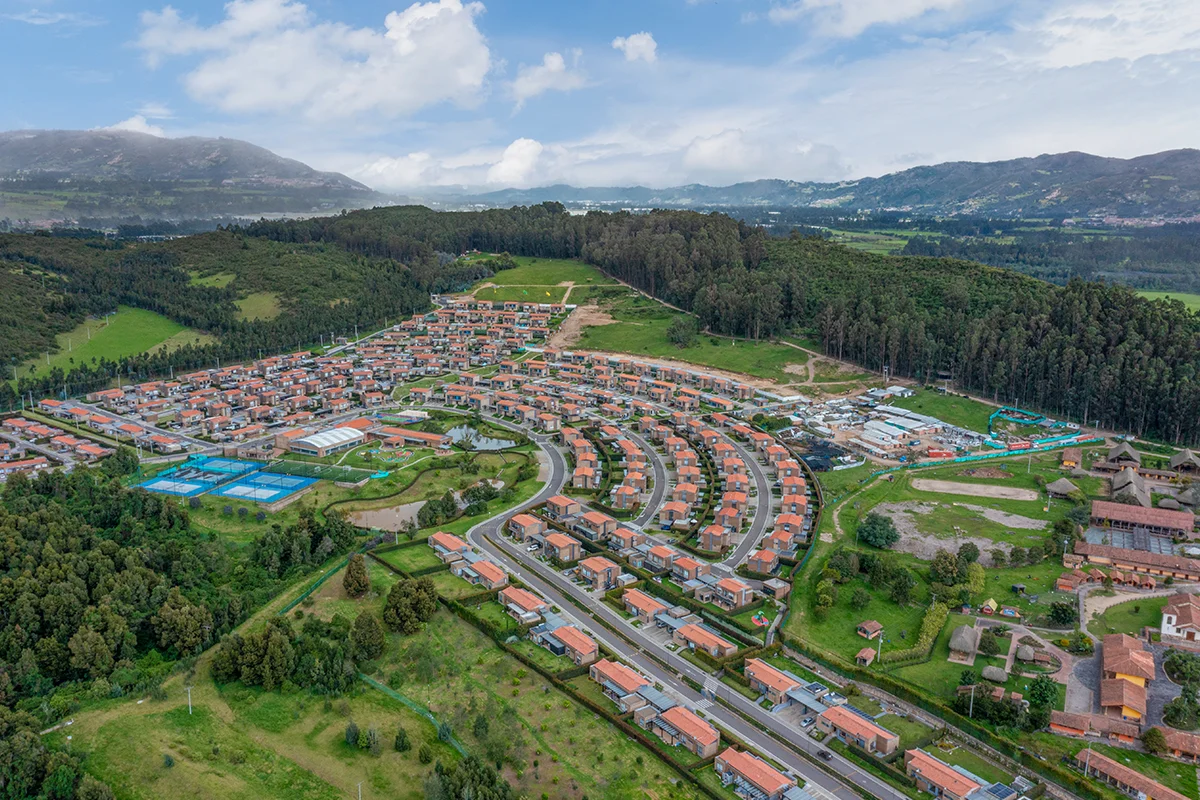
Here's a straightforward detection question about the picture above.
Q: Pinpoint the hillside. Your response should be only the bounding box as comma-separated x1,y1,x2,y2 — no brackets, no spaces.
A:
0,129,387,221
438,149,1200,218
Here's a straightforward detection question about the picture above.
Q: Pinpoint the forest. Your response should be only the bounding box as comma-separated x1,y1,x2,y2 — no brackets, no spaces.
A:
0,460,361,799
246,203,1200,444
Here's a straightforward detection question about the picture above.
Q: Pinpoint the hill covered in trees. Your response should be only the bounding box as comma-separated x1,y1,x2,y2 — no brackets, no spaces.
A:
0,129,386,221
246,204,1200,444
435,149,1200,218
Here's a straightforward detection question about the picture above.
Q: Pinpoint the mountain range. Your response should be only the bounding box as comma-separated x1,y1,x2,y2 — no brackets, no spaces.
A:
0,129,384,222
431,149,1200,219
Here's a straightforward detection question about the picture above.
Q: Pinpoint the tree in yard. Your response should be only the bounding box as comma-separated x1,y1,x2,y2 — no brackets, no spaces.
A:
1009,546,1026,566
890,570,916,605
383,577,440,634
666,316,698,348
1028,674,1058,707
352,611,385,661
858,513,900,549
930,549,961,585
418,742,434,764
1142,726,1168,755
958,542,980,564
395,726,412,752
989,548,1006,567
851,586,872,611
978,629,1000,656
964,562,985,595
343,553,370,598
1049,601,1077,626
959,670,977,686
345,721,359,747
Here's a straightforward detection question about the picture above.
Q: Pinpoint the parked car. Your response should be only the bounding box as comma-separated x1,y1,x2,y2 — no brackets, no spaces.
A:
526,543,539,552
801,717,815,728
818,750,832,762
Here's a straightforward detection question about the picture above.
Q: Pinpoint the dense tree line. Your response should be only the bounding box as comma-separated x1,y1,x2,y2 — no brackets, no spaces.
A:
245,204,1200,443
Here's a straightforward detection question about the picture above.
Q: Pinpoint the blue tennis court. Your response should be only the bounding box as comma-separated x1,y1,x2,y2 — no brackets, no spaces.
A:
211,472,318,504
138,474,215,497
191,457,261,476
139,456,265,497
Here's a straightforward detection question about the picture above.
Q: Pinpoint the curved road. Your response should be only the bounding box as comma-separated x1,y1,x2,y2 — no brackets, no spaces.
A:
459,418,907,800
720,432,774,567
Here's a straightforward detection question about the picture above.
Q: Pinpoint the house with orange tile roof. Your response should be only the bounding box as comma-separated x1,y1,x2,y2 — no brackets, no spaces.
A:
818,705,899,755
623,588,668,623
507,513,546,541
671,556,710,583
745,659,802,705
578,556,621,591
545,494,583,519
714,747,795,800
905,749,983,800
700,524,731,552
675,623,739,659
589,659,649,704
543,532,581,562
428,531,471,562
747,549,780,575
1073,749,1189,800
1162,592,1200,646
648,705,720,758
646,545,679,572
575,511,618,541
542,624,599,666
497,586,548,624
451,558,509,590
712,577,754,611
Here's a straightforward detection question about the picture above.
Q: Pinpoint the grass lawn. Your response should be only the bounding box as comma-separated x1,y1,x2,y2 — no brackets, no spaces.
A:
149,328,218,355
379,611,699,800
508,640,570,673
189,270,236,288
483,257,616,286
729,603,779,631
576,295,808,385
783,572,927,664
1087,595,1170,639
847,693,883,716
1139,290,1200,313
876,713,934,749
376,545,444,574
1027,734,1199,800
234,291,283,321
927,742,1013,784
305,559,399,622
475,285,569,303
427,570,479,600
890,389,995,434
17,305,203,382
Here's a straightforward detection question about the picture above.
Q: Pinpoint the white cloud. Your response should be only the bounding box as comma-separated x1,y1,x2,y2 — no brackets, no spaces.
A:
100,116,167,137
1033,0,1200,68
4,9,103,27
767,0,966,36
136,0,491,121
612,32,657,63
486,138,544,184
137,102,174,119
510,51,585,109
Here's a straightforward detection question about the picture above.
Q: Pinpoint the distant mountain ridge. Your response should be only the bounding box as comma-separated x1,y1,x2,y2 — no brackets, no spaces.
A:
0,129,384,221
435,149,1200,218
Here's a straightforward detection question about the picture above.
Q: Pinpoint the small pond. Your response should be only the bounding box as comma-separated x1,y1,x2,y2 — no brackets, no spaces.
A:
446,424,515,451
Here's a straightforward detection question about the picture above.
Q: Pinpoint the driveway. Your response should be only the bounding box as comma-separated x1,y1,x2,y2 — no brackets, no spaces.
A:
1145,642,1183,727
1066,650,1100,714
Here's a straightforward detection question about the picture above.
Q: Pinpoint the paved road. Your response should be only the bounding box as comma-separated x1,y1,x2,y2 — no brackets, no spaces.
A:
57,399,217,453
464,432,907,800
0,432,74,469
721,432,773,567
625,428,668,527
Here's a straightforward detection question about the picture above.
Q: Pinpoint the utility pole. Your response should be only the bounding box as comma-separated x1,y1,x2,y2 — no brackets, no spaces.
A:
968,683,976,718
186,686,192,715
357,781,363,800
877,627,884,662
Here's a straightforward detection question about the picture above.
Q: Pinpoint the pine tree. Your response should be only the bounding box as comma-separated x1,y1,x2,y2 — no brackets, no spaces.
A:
343,553,370,597
395,726,411,752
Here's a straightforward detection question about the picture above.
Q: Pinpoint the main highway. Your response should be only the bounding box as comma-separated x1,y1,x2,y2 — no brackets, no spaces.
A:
460,412,908,800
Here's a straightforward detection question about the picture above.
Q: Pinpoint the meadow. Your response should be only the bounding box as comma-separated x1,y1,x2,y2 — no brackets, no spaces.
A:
16,305,209,382
483,257,617,286
888,388,996,434
234,291,283,321
1138,290,1200,312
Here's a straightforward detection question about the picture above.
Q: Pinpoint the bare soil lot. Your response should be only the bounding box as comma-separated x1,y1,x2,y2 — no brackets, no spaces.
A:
911,478,1038,501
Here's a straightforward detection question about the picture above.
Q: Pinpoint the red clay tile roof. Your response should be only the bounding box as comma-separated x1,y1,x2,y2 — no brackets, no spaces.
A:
660,706,719,747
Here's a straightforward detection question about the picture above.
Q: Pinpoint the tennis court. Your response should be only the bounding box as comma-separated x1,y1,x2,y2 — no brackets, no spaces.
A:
138,456,265,497
211,472,318,504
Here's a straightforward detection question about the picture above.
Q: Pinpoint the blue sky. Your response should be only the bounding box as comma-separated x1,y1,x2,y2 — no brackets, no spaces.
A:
3,0,1198,190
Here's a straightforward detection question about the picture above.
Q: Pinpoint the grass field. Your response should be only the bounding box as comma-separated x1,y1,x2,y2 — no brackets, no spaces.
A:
376,545,444,574
1138,290,1200,312
576,295,809,385
189,271,236,288
475,285,568,303
1086,595,1170,639
379,609,704,800
889,388,995,434
16,305,206,382
234,291,283,321
484,257,616,286
927,742,1012,784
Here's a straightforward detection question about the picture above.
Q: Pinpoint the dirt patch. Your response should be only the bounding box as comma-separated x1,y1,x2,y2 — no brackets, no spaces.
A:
784,363,810,377
547,304,620,348
960,467,1011,480
960,503,1048,529
874,501,1016,564
911,478,1038,501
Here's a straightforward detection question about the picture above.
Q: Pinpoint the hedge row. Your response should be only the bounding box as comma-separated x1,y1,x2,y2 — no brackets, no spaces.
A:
881,602,948,664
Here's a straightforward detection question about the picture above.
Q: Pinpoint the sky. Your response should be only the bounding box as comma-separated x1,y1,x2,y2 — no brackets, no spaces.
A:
3,0,1199,191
